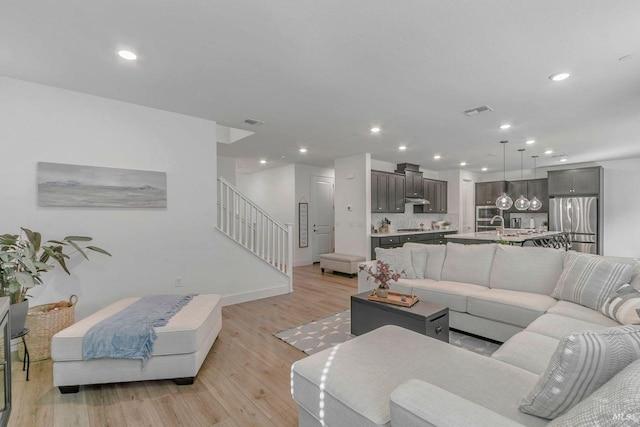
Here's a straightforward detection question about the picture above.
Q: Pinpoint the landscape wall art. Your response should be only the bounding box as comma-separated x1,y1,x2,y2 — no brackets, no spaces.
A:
38,162,167,208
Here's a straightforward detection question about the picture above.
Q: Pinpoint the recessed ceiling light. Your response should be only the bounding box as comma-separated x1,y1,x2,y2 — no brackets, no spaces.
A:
370,127,381,133
500,124,511,130
299,148,307,153
118,50,137,61
544,150,553,155
549,72,570,81
398,145,407,151
433,155,441,160
560,158,568,162
526,140,536,145
481,167,488,172
259,159,267,164
460,162,467,166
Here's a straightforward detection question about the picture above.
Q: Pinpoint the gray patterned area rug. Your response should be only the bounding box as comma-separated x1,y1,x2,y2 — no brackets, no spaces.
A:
273,310,501,356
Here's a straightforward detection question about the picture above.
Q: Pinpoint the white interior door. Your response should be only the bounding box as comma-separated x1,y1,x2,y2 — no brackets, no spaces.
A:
311,175,334,262
462,179,474,233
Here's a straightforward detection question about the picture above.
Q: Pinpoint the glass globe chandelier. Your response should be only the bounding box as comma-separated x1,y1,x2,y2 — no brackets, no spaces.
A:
514,149,530,210
496,141,513,210
529,155,543,211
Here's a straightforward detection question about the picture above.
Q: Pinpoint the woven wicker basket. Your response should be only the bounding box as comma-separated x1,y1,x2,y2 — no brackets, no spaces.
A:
21,295,77,361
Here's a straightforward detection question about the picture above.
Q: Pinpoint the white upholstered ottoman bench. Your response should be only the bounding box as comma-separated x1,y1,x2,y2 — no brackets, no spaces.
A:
52,294,222,393
319,253,366,277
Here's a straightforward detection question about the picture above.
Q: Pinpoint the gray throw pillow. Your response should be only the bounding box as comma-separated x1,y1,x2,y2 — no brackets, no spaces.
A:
601,284,640,325
520,325,640,419
552,252,636,311
548,358,640,426
374,247,416,279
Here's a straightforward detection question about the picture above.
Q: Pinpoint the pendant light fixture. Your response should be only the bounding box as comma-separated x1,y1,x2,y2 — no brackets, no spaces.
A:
495,141,513,210
514,149,531,210
529,155,543,211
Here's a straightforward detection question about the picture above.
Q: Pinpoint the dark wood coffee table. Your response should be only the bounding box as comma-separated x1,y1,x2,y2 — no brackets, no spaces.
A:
350,291,449,342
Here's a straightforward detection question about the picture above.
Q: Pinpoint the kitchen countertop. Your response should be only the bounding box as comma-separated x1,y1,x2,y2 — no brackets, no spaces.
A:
445,229,562,243
371,229,457,237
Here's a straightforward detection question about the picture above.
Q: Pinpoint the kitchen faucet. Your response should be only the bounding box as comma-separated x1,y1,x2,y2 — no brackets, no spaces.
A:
491,215,505,236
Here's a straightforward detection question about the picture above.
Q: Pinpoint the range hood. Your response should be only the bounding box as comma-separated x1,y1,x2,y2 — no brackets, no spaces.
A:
406,197,430,205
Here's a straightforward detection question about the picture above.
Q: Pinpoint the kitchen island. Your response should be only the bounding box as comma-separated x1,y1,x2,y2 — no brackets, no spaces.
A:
445,229,568,248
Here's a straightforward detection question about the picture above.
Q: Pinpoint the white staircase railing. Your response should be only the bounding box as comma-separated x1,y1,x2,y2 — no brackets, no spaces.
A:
217,177,293,290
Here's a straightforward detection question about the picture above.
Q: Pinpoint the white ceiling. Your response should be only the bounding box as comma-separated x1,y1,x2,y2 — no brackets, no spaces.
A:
2,1,640,174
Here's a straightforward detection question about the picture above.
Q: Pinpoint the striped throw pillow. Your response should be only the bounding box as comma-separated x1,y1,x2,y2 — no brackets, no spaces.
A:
548,358,640,427
601,284,640,325
552,252,636,311
520,325,640,419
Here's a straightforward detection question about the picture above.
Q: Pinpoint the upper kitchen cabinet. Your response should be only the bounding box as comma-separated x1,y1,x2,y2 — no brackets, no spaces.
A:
506,178,548,213
548,167,602,196
527,178,548,212
388,173,406,213
371,170,405,213
475,181,505,206
371,171,388,212
416,178,447,213
404,170,424,198
396,163,424,198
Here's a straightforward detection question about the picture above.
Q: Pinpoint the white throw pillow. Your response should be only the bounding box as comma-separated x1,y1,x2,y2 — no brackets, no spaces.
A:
403,242,446,280
408,245,427,280
552,252,636,311
489,245,565,295
441,243,497,286
375,247,416,279
520,325,640,419
548,358,640,426
601,284,640,325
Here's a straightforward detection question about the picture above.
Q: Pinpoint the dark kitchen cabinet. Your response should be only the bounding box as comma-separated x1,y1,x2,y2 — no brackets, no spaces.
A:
436,180,448,213
527,178,548,212
404,170,424,198
416,178,448,213
506,179,549,213
371,171,388,213
548,167,601,196
388,173,406,213
475,181,506,206
371,171,405,213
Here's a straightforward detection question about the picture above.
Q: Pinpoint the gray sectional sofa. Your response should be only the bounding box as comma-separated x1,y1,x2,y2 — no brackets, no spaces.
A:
291,243,640,426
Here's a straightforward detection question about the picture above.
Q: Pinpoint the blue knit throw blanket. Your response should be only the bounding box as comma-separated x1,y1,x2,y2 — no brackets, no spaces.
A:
83,294,196,363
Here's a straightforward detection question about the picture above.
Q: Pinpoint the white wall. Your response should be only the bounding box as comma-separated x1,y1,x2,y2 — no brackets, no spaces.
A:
294,164,335,266
334,154,371,259
217,155,236,186
600,158,640,258
236,164,296,225
0,77,289,318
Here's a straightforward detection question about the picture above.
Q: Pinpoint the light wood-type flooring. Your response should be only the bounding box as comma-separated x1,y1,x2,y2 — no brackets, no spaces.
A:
8,264,358,427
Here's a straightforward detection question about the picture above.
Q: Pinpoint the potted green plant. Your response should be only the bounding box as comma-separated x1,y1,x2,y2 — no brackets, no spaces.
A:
442,221,451,230
0,228,111,336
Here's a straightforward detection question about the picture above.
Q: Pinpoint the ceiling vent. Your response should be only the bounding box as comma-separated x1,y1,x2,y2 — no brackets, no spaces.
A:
244,118,265,126
463,105,493,116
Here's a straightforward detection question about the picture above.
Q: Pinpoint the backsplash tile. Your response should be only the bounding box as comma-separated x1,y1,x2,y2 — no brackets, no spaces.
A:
372,203,456,231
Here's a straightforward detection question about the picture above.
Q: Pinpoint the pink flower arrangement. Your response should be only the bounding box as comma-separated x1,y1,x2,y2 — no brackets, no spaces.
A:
359,260,404,290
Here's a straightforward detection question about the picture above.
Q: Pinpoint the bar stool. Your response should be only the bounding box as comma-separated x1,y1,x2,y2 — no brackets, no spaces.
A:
11,327,30,381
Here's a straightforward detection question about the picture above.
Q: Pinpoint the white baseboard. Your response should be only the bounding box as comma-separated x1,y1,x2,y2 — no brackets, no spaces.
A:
293,259,314,267
221,284,291,306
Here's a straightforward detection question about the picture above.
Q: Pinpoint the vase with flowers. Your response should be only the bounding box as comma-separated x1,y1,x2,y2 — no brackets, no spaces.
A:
358,260,404,298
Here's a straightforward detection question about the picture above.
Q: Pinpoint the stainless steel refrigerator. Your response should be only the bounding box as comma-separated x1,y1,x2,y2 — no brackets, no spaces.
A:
549,197,599,254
